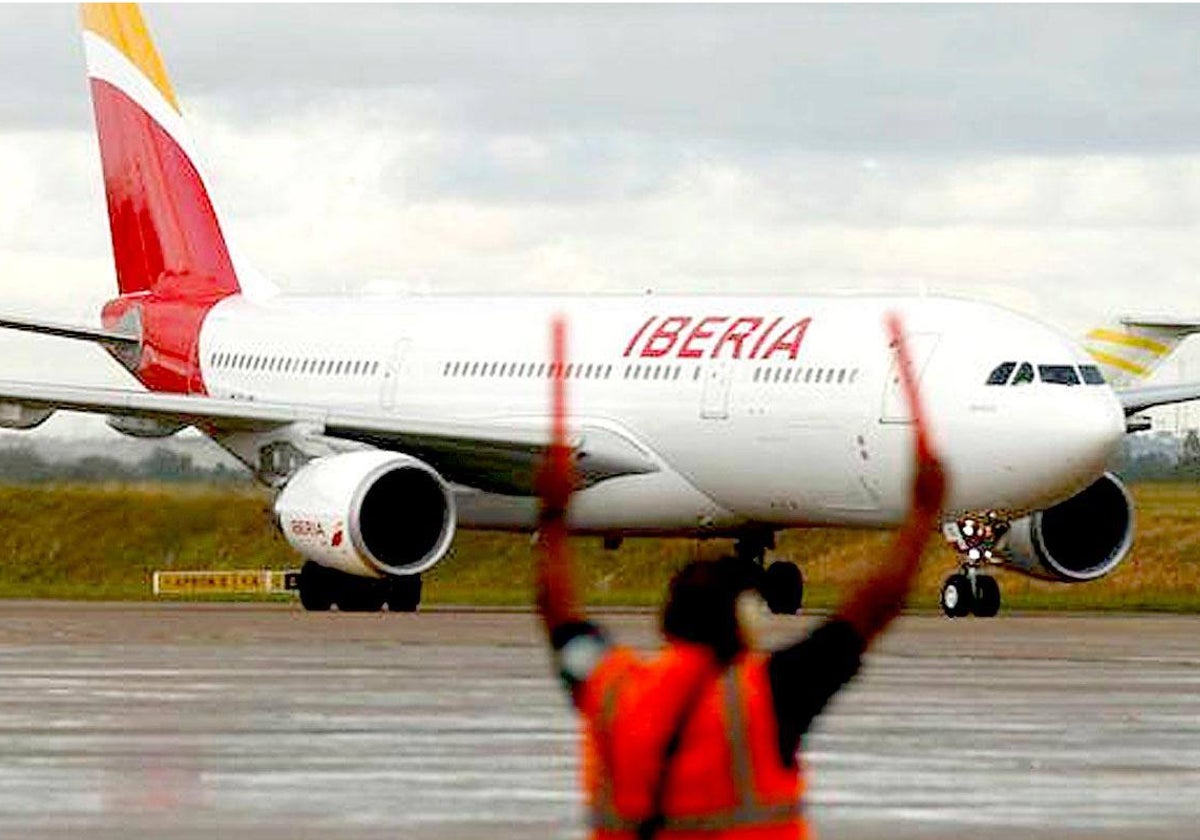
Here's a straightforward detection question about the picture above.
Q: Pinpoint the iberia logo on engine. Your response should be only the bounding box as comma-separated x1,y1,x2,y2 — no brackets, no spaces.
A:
290,518,326,539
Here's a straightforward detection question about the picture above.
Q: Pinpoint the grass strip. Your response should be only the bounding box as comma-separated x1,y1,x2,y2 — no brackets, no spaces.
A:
0,482,1197,612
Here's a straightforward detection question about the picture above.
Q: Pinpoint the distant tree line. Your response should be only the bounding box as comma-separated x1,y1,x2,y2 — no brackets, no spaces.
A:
2,431,1200,486
0,444,252,484
1111,430,1200,482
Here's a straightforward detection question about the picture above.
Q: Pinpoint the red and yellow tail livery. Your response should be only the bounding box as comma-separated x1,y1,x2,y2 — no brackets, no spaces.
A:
82,3,248,393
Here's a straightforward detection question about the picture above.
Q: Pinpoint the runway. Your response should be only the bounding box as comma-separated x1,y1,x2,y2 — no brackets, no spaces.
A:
0,603,1196,839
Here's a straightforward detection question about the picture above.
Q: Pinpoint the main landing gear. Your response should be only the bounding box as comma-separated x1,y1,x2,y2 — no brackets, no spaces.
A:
298,561,422,613
726,532,804,616
940,514,1007,619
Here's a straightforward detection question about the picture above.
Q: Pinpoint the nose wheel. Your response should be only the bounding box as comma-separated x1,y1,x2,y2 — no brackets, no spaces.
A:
939,569,1001,618
940,513,1007,619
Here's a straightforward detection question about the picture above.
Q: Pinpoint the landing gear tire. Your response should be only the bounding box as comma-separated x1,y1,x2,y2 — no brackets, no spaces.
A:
298,562,334,612
385,575,423,613
972,575,1001,618
940,573,974,618
762,561,803,616
336,577,387,612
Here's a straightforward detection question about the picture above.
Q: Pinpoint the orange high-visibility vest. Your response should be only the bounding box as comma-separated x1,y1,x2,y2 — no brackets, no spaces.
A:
578,642,808,840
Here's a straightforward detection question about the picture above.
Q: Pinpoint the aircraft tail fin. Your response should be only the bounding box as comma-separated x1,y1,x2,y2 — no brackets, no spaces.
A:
1083,318,1200,387
80,3,273,300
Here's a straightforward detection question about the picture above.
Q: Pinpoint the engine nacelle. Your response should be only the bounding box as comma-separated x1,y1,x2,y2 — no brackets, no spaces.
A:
1004,472,1133,582
274,450,456,578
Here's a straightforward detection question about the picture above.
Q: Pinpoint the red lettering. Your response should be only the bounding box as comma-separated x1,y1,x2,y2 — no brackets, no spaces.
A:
760,318,812,360
623,316,656,358
749,317,784,359
678,317,728,359
640,316,692,358
290,519,325,538
711,317,763,359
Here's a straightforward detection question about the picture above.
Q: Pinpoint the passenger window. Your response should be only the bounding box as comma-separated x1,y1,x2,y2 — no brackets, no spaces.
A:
986,362,1016,386
1039,365,1081,386
1079,365,1106,385
1011,362,1035,386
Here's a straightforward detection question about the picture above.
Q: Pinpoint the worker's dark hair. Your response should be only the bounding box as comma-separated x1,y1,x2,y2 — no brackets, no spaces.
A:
661,558,752,663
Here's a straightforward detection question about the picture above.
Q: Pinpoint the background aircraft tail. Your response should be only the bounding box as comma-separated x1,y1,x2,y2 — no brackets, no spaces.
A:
1083,318,1200,387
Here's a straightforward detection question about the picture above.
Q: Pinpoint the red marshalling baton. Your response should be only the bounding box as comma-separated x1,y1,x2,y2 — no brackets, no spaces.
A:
541,315,573,520
884,312,933,461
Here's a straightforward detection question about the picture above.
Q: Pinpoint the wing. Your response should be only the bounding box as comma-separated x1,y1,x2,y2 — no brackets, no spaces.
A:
0,379,658,495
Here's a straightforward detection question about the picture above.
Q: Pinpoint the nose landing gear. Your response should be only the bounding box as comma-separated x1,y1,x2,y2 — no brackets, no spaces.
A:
939,568,1001,618
940,514,1007,619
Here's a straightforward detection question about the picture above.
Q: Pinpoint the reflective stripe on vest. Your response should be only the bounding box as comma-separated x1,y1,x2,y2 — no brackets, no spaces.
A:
592,665,629,824
589,666,800,833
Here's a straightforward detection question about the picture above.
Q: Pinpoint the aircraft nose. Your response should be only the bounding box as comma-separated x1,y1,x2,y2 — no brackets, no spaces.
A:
1062,390,1126,481
944,385,1127,515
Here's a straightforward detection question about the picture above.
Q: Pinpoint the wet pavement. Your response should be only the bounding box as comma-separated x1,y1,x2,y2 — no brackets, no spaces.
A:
0,602,1196,839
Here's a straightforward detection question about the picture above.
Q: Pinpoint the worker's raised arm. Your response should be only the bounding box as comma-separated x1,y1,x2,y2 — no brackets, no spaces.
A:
535,443,585,637
833,315,948,648
534,317,586,640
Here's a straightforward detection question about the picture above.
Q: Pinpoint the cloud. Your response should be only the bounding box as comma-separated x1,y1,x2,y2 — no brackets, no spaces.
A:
5,5,1200,153
3,4,1200,442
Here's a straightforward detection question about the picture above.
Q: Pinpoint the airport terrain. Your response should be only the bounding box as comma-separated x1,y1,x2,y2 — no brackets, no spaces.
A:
0,481,1198,611
0,604,1194,839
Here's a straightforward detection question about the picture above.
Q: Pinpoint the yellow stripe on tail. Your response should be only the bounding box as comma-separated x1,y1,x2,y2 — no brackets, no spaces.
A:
81,3,179,112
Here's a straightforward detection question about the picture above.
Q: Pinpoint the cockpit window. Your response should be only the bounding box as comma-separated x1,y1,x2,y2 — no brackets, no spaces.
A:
986,362,1017,386
1011,362,1035,386
1079,364,1106,385
1039,365,1081,386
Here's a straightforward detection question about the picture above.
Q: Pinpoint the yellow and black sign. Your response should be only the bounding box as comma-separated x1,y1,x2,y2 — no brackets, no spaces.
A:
153,570,294,596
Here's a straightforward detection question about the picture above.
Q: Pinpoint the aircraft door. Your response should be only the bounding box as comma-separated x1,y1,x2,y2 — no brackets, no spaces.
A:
380,338,410,411
700,361,732,419
880,333,940,423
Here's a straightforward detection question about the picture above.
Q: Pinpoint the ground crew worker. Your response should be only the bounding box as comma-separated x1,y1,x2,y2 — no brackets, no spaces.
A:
533,315,947,839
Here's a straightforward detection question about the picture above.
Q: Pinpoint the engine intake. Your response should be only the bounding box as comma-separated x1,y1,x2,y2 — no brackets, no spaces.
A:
1004,472,1133,582
275,450,456,578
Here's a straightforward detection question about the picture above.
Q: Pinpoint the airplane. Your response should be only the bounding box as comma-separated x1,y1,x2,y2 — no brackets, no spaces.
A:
1,3,1197,617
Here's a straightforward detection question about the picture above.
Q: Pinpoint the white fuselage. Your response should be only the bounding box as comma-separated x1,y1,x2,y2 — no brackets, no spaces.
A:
196,293,1126,537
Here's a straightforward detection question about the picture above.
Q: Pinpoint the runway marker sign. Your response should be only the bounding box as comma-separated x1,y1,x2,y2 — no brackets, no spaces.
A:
152,569,296,596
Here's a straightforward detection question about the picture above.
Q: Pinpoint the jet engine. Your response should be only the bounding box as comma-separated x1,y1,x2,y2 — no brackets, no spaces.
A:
1004,472,1133,582
274,450,456,578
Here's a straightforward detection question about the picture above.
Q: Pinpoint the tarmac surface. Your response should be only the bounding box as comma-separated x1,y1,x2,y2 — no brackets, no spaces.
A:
0,602,1196,839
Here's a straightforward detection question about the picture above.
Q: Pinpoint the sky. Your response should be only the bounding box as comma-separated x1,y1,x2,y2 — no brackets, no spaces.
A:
3,3,1200,437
